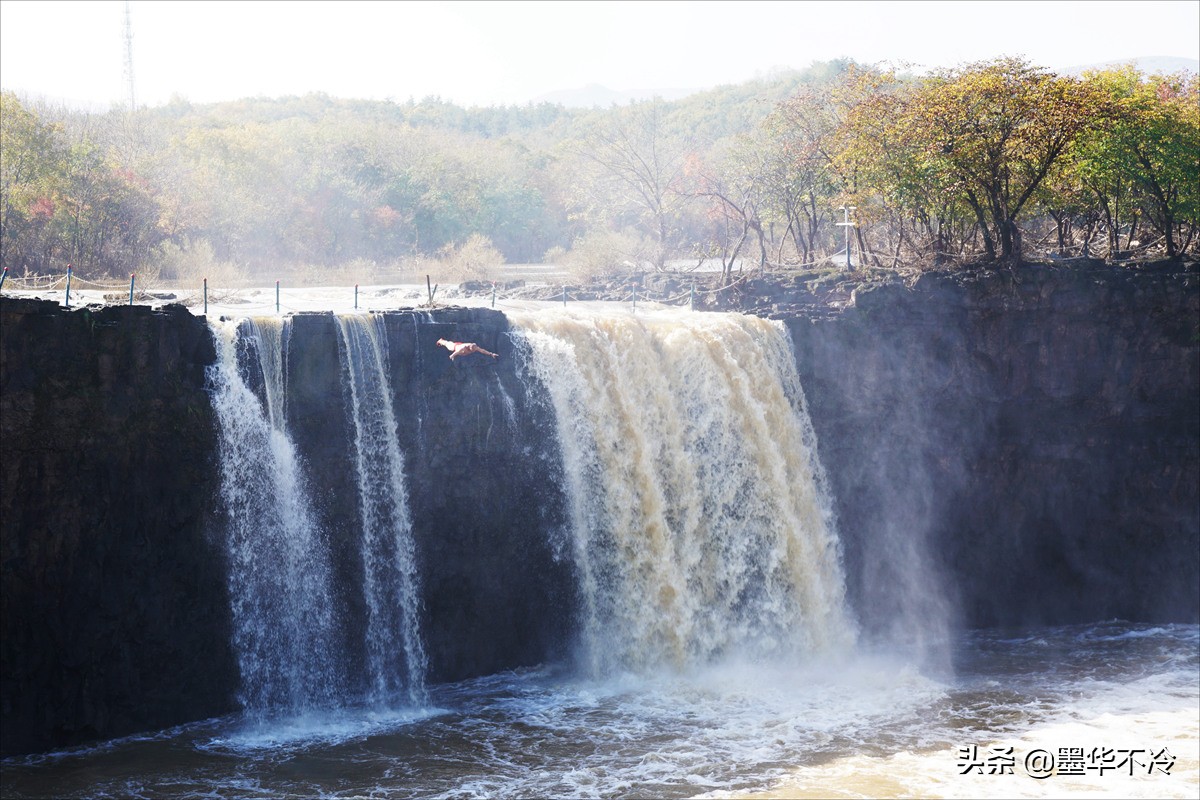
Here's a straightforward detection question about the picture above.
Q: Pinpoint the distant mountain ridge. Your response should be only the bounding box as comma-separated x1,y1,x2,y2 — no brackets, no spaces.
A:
532,83,704,108
1060,55,1199,76
537,56,1199,108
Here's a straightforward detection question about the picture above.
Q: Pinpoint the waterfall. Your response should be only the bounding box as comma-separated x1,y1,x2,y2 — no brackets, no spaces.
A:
511,308,857,675
409,312,435,449
207,319,345,713
205,305,850,710
335,314,428,706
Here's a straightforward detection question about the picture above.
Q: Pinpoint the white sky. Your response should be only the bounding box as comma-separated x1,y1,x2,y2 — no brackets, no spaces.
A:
2,0,1198,110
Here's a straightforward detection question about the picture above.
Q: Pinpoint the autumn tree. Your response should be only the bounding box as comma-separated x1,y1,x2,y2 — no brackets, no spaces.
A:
1,93,68,273
833,66,985,266
687,136,771,279
758,95,837,265
1,95,166,277
761,79,856,266
569,100,693,269
901,57,1106,262
5,61,1193,283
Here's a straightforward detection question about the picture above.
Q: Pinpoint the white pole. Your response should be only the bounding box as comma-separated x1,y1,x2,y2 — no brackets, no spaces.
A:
837,206,857,271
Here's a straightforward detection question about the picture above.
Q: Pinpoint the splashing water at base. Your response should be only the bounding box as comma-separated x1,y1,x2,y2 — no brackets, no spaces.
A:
2,623,1194,799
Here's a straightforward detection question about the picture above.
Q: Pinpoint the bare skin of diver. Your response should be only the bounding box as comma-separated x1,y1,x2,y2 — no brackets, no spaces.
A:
437,338,499,361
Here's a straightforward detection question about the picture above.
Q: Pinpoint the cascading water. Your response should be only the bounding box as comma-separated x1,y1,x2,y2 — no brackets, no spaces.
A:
207,318,345,713
335,313,428,706
409,311,435,448
510,308,857,675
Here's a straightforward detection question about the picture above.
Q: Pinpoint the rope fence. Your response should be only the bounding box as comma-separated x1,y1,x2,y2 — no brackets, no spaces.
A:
0,266,821,317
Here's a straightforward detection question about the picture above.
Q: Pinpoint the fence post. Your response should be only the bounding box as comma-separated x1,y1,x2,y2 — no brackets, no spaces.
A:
355,283,359,310
276,280,280,314
690,282,695,311
65,264,72,308
562,285,567,307
0,266,8,293
491,281,496,308
129,273,136,305
203,277,208,315
632,284,637,309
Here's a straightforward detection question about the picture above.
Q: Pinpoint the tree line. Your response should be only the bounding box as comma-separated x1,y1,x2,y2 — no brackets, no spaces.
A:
1,57,1196,284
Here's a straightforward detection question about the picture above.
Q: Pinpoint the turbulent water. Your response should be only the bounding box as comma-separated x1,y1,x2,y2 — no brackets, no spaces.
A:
2,623,1195,799
3,308,1196,798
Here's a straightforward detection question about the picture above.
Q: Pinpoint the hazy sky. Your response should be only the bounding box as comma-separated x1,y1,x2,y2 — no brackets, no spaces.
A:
2,0,1198,110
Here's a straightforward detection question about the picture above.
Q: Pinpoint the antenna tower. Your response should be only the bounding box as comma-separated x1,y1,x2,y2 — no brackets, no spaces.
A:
122,1,135,111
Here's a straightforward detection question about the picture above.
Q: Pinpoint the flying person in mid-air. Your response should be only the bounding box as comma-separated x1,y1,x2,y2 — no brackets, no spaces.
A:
436,338,499,361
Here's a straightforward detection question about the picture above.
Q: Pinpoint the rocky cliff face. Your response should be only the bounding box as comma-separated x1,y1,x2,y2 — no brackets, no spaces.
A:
2,263,1196,756
273,310,574,686
0,299,237,757
782,265,1199,637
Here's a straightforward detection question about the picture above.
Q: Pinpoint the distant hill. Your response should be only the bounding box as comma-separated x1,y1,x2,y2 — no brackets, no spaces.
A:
1061,55,1199,76
532,83,704,108
538,56,1199,108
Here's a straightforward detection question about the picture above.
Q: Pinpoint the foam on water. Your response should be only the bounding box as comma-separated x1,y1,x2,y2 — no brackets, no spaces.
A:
1,623,1195,799
401,654,949,799
730,623,1199,800
199,705,445,755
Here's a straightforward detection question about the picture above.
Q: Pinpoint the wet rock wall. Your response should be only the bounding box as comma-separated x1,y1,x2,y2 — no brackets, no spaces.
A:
786,266,1200,634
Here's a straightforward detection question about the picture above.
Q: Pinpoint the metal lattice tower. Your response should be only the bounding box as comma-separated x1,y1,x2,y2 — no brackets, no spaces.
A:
122,1,135,111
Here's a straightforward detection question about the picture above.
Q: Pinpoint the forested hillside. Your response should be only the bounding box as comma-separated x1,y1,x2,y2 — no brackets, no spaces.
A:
1,57,1196,287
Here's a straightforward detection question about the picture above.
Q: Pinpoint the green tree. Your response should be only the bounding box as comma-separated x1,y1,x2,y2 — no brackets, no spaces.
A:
902,57,1106,261
0,93,68,273
1068,67,1200,259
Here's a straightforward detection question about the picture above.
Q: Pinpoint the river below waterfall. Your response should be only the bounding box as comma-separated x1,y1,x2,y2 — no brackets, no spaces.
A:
2,621,1195,799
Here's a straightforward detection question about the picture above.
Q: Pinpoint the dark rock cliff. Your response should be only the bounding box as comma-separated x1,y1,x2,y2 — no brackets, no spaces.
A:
782,265,1200,635
273,310,573,688
0,299,237,757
